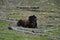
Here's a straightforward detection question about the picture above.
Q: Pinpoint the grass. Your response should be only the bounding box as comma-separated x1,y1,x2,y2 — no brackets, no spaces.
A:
3,9,60,25
0,0,60,40
0,10,60,40
0,20,54,40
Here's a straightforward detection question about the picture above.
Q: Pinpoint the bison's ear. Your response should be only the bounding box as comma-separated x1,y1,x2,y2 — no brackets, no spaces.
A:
29,15,35,18
32,15,35,16
29,16,31,19
31,15,36,17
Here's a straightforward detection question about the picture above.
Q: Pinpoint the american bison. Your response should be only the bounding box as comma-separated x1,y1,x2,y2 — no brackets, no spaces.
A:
17,15,37,28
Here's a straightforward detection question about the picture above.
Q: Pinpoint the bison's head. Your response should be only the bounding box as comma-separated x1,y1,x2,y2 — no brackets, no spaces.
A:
28,15,37,28
29,15,37,23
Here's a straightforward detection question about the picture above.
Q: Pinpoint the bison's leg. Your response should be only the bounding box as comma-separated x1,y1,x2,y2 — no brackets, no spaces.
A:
32,22,37,28
28,22,37,28
34,22,37,28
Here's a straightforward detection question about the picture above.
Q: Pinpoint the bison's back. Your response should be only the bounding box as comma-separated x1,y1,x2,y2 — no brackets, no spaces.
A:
17,19,29,27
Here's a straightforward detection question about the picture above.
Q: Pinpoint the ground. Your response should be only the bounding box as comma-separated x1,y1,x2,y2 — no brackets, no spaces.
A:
0,8,60,40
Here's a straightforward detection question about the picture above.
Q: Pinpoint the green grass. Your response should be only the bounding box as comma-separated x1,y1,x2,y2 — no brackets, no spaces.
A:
0,4,60,40
0,10,60,40
0,20,60,40
0,20,54,40
0,0,60,40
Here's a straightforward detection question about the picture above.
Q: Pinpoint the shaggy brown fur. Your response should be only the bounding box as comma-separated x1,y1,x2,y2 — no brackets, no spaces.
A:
17,15,37,28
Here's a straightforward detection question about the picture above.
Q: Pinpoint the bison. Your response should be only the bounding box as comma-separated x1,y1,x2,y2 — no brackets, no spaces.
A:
17,15,37,28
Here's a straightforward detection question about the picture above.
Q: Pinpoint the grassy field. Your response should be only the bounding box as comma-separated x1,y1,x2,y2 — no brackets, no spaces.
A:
0,8,60,40
0,20,54,40
0,0,60,40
